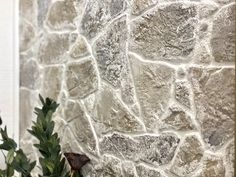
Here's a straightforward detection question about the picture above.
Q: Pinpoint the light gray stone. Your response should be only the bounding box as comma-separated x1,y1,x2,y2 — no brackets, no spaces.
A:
131,0,158,16
20,58,41,89
130,54,174,130
225,141,234,177
83,84,143,135
80,0,127,39
93,16,127,88
41,66,63,101
100,133,180,165
66,59,98,98
175,81,191,108
20,0,37,25
198,3,218,19
194,154,225,177
170,135,204,176
189,67,235,150
122,161,137,177
211,4,235,62
46,0,77,30
37,0,51,27
129,3,197,61
38,33,70,64
136,165,164,177
20,19,36,52
159,105,195,131
65,100,97,153
70,35,90,59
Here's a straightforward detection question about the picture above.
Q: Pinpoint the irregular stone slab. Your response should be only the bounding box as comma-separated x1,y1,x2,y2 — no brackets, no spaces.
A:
175,81,191,108
41,66,63,101
46,0,77,30
130,54,174,130
136,165,164,177
131,0,158,16
189,67,235,150
129,3,197,61
198,3,218,19
100,133,180,165
122,161,137,177
80,0,127,39
20,0,37,25
194,154,225,177
70,35,90,59
37,0,51,27
20,20,35,52
225,141,234,177
20,89,38,138
170,135,204,176
93,16,127,88
87,155,123,177
66,58,98,98
159,105,195,131
83,84,144,135
20,57,41,89
211,4,235,62
38,33,70,64
65,100,97,153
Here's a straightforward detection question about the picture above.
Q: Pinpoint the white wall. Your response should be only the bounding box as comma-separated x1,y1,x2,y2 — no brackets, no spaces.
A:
0,0,19,166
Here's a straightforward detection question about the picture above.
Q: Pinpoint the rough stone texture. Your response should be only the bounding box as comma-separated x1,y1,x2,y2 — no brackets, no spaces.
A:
41,66,63,101
225,141,234,177
130,54,174,130
80,0,127,39
20,19,36,52
20,57,41,89
64,100,97,153
83,84,144,135
170,135,204,176
38,33,70,64
211,4,235,62
189,67,235,150
66,58,98,98
129,3,197,61
93,16,127,88
100,133,180,165
175,81,191,108
46,0,77,30
19,0,235,176
70,35,90,59
159,105,195,131
194,154,225,177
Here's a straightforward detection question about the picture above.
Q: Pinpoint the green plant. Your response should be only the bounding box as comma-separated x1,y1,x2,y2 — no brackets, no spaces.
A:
0,95,89,177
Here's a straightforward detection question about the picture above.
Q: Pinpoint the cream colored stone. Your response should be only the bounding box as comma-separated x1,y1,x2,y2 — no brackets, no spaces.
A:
70,35,90,59
66,58,98,98
225,141,234,177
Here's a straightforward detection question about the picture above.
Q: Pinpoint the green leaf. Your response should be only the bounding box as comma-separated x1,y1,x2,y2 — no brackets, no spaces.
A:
39,94,45,105
0,116,2,125
6,149,14,164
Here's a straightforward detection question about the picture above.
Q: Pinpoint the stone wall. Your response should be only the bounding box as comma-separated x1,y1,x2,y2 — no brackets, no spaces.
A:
19,0,235,176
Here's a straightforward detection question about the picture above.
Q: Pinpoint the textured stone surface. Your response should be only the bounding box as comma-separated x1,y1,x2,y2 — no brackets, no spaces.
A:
225,141,234,177
130,54,174,130
66,59,98,98
46,0,77,30
38,33,70,64
84,84,143,135
20,58,40,89
19,0,235,176
170,135,204,176
64,100,96,153
20,20,36,52
100,133,180,165
129,3,197,61
41,66,63,100
211,4,235,62
70,35,90,59
194,154,225,177
159,105,195,131
80,0,127,39
93,16,127,88
175,81,191,108
189,67,235,149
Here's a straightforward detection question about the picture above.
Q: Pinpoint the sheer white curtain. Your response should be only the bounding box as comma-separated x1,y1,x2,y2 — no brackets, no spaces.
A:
0,0,19,166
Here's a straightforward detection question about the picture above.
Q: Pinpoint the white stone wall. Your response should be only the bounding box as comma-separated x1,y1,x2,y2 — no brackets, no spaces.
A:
19,0,235,176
